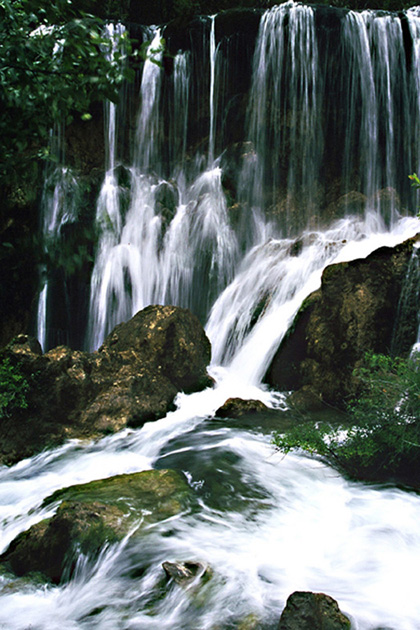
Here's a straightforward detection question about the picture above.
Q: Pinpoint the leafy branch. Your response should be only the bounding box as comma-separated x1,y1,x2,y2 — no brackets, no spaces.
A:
273,352,420,484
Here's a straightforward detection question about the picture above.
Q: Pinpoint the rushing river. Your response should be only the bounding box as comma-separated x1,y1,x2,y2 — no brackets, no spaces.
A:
2,216,420,629
1,352,420,629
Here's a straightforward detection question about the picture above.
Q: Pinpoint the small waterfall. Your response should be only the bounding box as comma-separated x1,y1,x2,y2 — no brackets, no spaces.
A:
135,29,164,171
341,11,378,217
169,52,190,178
239,3,321,236
86,23,131,350
36,139,80,351
206,216,420,382
86,23,239,350
391,239,420,356
208,15,217,166
407,6,420,182
339,10,413,227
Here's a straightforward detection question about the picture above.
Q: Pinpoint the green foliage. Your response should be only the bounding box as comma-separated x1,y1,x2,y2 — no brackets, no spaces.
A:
0,0,132,188
408,173,420,218
273,352,420,483
0,357,29,419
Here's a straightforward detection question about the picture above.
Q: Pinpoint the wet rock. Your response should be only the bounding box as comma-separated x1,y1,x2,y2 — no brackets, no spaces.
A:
0,305,212,465
326,191,367,220
100,304,211,391
45,468,192,521
237,613,263,630
0,469,192,583
162,560,211,586
154,180,180,229
215,397,269,418
5,334,42,357
278,591,351,630
370,187,401,226
286,386,325,413
65,112,105,174
266,235,420,407
0,501,124,583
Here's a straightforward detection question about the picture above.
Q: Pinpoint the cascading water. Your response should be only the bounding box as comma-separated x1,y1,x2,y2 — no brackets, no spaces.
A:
5,2,420,628
392,239,420,356
36,142,80,351
36,2,420,353
239,2,321,234
85,24,238,349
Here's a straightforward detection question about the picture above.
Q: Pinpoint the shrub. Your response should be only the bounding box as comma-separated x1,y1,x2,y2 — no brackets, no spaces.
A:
0,358,29,420
272,352,420,484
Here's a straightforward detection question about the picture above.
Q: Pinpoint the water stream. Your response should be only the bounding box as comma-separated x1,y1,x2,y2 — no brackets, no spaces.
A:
1,340,420,629
8,2,420,628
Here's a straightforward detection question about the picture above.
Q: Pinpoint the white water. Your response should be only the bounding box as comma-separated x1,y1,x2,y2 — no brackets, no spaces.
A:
5,216,420,629
2,308,420,630
239,2,321,231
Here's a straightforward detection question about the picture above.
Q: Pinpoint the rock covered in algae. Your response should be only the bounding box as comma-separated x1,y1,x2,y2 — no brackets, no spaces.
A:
0,469,192,584
162,560,211,587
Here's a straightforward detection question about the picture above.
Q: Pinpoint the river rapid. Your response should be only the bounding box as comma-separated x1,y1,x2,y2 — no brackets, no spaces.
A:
2,217,420,630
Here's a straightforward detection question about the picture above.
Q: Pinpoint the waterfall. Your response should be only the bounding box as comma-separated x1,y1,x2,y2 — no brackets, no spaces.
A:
36,143,80,351
35,2,420,354
5,5,420,628
86,24,238,350
240,3,321,235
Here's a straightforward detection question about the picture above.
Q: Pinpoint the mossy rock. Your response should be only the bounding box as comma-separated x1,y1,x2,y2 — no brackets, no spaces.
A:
45,468,192,521
0,469,193,584
266,235,420,406
278,591,351,630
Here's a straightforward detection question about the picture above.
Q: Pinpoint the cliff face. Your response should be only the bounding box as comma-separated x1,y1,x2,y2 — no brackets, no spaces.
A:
94,0,415,24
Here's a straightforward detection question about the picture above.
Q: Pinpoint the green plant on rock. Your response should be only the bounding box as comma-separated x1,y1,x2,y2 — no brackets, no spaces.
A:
273,352,420,483
0,358,29,419
408,173,420,218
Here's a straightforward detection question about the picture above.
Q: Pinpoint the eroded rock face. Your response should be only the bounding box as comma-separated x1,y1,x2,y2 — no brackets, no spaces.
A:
0,305,212,465
266,236,420,407
0,469,192,583
278,592,351,630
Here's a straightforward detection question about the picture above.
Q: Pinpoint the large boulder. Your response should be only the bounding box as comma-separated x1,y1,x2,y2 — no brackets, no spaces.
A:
265,235,420,407
100,304,211,394
278,591,351,630
0,469,192,583
0,305,212,465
